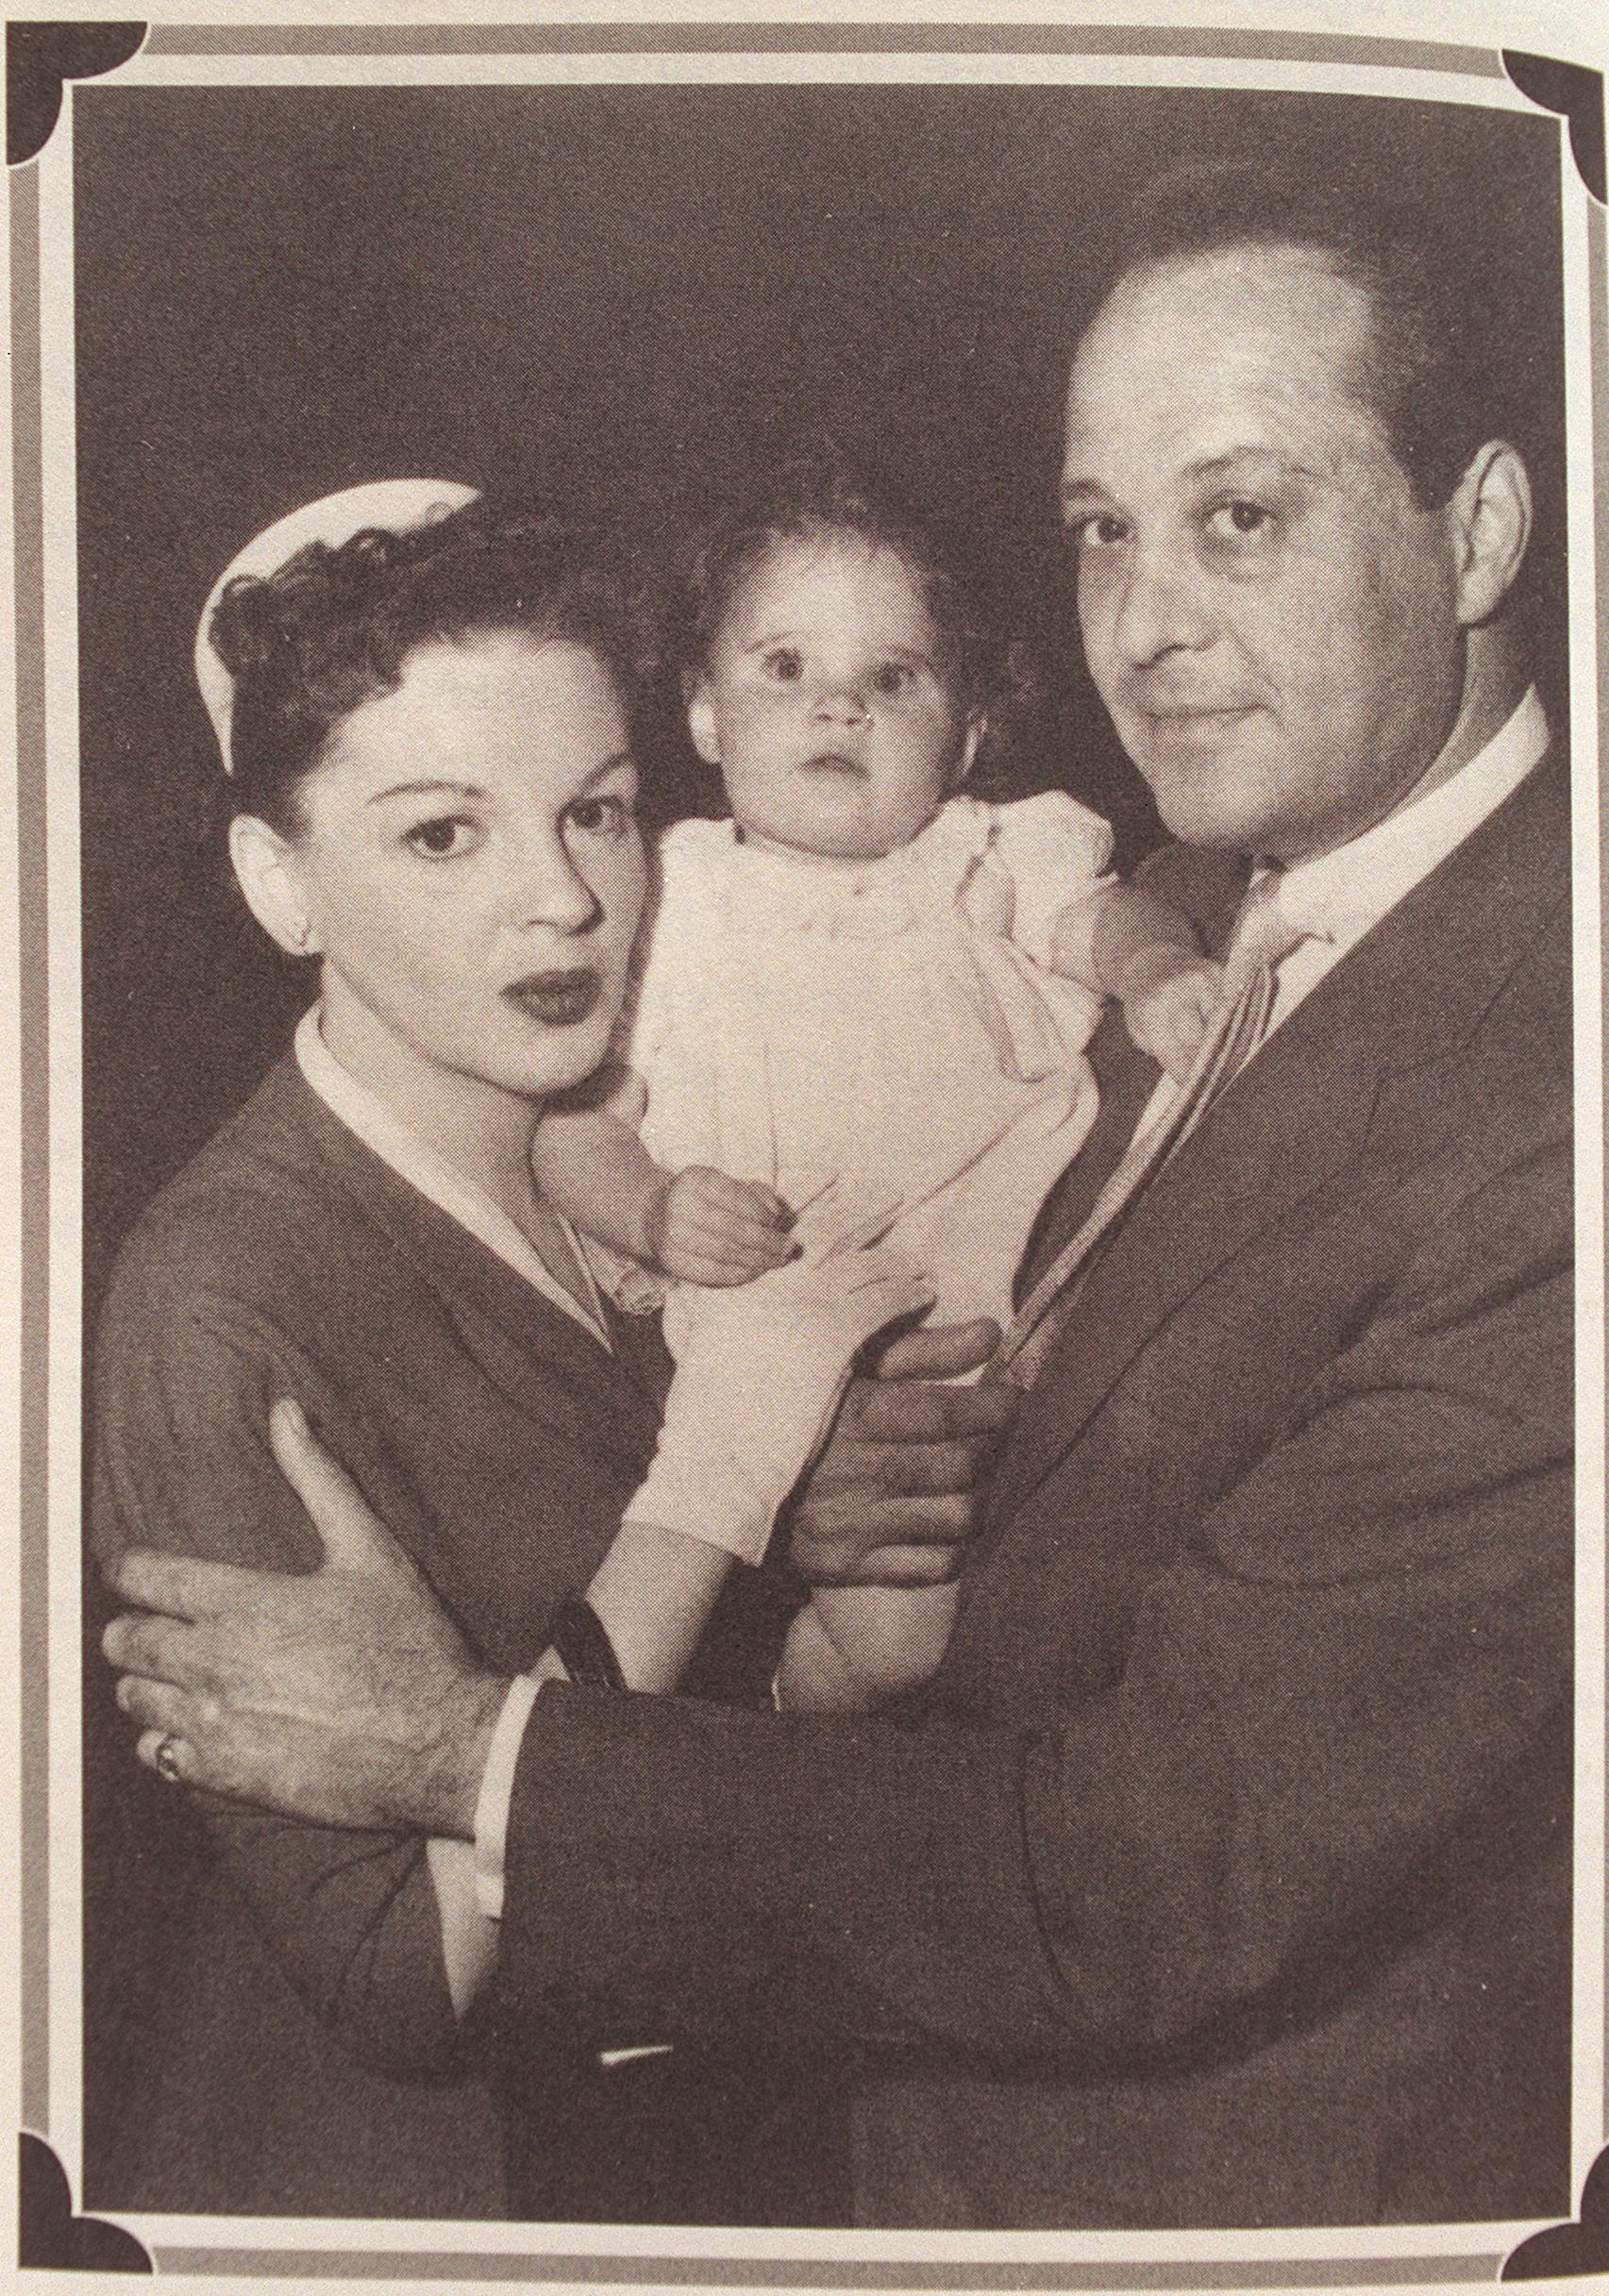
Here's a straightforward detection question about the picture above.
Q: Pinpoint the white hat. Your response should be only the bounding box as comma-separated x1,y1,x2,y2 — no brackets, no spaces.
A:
194,478,481,773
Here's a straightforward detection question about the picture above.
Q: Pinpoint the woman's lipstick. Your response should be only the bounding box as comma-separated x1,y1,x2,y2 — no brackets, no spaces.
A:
502,967,603,1027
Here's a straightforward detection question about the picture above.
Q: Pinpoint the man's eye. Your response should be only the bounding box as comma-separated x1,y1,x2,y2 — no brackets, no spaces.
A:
761,648,804,681
405,815,479,859
564,793,635,841
1206,499,1274,542
1068,511,1130,551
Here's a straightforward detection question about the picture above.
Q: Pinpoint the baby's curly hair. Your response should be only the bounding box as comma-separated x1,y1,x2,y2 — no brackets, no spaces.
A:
210,499,650,832
672,450,1031,787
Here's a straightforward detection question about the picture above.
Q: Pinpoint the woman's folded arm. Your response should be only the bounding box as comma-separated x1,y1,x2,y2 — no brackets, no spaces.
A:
92,1278,470,2076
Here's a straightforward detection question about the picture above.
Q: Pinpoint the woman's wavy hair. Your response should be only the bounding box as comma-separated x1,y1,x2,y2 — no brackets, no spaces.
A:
670,447,1033,794
210,499,651,833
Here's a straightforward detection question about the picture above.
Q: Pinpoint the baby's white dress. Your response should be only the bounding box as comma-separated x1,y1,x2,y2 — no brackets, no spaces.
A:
619,791,1115,1352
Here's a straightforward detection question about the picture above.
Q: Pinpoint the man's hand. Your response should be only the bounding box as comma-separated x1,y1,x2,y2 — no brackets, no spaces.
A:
102,1399,507,1839
785,1318,1017,1588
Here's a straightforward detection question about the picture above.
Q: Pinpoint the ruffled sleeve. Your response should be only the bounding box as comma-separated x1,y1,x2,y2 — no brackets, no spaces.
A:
985,791,1116,972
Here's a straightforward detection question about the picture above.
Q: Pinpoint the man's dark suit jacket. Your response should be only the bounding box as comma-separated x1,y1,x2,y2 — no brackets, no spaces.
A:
489,753,1574,2229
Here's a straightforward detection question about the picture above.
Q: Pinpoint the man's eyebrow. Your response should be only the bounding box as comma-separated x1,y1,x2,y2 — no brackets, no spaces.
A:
1061,452,1326,511
1184,450,1323,484
365,779,485,806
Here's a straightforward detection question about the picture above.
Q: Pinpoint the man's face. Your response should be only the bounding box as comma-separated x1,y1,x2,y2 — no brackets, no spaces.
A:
1062,243,1467,862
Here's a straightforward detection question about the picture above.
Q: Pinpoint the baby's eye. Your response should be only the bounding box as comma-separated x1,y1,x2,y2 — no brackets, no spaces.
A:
760,648,804,682
869,662,916,699
563,792,637,842
405,815,481,860
1204,498,1275,543
1067,511,1131,553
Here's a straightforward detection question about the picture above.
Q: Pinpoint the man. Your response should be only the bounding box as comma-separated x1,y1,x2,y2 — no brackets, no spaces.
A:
106,164,1573,2227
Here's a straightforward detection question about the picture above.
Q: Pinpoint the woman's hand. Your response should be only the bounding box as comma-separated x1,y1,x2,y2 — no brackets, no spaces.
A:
645,1164,796,1285
625,1238,936,1565
102,1400,508,1838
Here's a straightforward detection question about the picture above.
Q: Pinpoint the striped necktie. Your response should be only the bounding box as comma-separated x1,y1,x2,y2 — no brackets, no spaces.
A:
992,872,1310,1392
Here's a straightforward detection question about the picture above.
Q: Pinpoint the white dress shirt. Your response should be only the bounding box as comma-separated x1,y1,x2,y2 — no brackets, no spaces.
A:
1250,685,1550,1033
1131,687,1550,1144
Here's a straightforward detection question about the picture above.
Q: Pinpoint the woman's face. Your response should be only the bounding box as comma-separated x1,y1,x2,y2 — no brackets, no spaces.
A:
257,632,645,1120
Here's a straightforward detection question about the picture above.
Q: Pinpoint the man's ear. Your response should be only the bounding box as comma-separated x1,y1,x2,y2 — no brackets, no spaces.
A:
1444,440,1533,628
686,682,722,767
228,814,321,957
956,714,985,782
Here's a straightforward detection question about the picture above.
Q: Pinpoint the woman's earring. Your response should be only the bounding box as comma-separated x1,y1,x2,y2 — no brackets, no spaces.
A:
288,918,312,953
958,715,985,782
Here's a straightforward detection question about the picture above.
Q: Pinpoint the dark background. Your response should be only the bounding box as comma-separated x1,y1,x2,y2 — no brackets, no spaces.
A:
74,78,1567,2213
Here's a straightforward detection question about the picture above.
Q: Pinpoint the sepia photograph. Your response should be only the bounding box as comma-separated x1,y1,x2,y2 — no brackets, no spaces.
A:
8,2,1607,2286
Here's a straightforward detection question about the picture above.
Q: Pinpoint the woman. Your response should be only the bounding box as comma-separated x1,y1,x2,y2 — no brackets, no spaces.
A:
89,481,923,2221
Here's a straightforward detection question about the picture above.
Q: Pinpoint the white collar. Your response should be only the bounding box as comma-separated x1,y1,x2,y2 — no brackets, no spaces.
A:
293,1006,612,1349
1266,687,1550,950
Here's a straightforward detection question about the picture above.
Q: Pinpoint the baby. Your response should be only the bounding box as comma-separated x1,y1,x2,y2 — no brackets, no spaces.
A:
535,462,1222,1708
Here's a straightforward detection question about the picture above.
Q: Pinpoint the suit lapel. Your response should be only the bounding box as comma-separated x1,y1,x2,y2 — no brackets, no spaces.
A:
988,752,1569,1532
1017,840,1253,1297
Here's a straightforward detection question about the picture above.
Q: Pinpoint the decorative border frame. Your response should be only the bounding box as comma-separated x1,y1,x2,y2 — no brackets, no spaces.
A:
8,6,1607,2287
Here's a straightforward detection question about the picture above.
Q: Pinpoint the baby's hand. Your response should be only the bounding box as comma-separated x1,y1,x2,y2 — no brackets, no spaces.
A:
646,1165,796,1287
1123,958,1227,1083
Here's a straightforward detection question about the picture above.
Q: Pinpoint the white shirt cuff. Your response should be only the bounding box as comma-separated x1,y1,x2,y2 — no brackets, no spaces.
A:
473,1670,544,1920
427,1835,499,2015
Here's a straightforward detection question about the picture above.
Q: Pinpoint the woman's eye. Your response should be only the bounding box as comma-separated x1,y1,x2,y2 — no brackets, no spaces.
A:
869,662,915,699
1206,499,1274,542
1068,511,1131,553
761,648,804,682
405,815,480,860
563,793,636,841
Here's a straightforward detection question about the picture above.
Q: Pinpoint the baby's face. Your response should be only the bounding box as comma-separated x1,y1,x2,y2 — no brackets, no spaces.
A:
688,534,977,862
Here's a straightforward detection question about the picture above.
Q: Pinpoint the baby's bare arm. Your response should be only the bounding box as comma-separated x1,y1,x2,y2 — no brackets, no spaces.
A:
531,1102,673,1263
533,1106,795,1285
